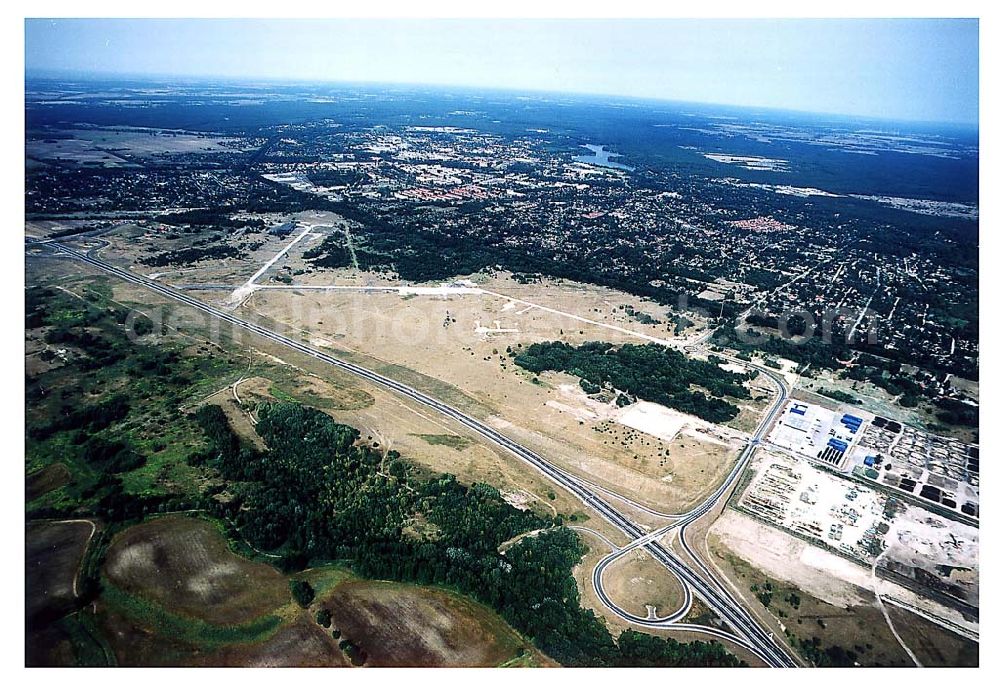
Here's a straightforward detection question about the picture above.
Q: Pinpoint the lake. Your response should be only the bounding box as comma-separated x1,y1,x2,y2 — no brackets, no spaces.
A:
572,143,634,171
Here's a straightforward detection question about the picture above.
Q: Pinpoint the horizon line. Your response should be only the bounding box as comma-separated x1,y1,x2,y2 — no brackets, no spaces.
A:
24,67,981,130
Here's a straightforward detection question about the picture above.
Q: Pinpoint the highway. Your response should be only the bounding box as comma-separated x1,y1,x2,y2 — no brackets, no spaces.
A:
590,355,792,660
32,239,797,667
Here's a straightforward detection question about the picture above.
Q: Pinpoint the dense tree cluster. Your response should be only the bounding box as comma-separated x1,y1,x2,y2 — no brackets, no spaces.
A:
302,236,353,269
514,341,750,423
617,630,744,667
140,243,244,267
289,580,315,607
788,634,859,668
710,323,851,372
934,397,978,428
308,200,741,316
817,388,862,405
29,394,130,441
159,208,256,229
81,436,146,474
306,168,367,188
195,401,744,667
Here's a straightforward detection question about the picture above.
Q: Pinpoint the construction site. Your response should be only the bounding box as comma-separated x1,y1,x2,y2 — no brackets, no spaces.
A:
852,420,979,520
739,452,891,563
765,400,979,522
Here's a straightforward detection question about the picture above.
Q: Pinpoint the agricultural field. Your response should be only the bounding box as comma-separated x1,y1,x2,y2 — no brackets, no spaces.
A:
319,580,553,667
90,515,549,667
102,516,292,627
25,519,101,666
26,520,96,625
26,126,255,168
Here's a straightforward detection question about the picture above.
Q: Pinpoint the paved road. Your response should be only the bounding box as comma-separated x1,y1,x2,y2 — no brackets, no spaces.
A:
31,239,797,667
590,356,791,660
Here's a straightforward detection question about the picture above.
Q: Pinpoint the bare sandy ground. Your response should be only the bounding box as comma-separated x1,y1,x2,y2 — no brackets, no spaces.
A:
709,510,977,638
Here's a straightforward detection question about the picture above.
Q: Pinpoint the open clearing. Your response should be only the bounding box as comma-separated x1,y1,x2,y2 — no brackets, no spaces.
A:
708,509,978,662
572,530,624,632
710,536,913,666
236,276,742,513
72,251,591,524
54,231,746,515
601,548,686,619
207,369,587,524
709,535,977,667
891,605,979,667
321,579,551,667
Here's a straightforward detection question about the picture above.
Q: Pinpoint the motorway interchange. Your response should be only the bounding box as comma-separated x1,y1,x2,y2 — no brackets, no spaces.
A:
31,238,799,668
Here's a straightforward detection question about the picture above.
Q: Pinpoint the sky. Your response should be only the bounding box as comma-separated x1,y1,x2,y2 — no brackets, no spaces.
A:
24,18,979,125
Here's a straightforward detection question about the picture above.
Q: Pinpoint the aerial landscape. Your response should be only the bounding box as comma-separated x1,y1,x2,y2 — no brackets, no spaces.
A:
22,16,980,670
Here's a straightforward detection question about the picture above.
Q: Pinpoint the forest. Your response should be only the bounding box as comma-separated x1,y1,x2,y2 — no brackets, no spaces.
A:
302,235,354,269
514,341,751,423
194,401,744,667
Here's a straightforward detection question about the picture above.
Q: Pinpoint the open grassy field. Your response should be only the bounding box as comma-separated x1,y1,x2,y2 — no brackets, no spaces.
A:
237,278,743,514
319,579,552,667
84,211,336,287
71,225,724,509
414,433,474,450
600,548,686,620
571,529,624,631
92,514,332,666
892,606,979,667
